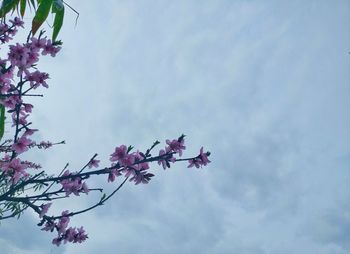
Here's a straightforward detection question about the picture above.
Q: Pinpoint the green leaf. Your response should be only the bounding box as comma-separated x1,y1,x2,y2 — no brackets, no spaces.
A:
0,0,19,18
52,0,63,12
31,0,53,35
127,145,134,153
19,0,26,17
0,104,5,141
52,0,64,41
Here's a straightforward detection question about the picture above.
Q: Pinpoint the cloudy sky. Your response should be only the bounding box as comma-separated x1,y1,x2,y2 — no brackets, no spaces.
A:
1,0,350,253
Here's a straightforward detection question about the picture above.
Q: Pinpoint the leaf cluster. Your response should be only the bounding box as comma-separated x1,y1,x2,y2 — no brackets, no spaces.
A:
0,0,65,41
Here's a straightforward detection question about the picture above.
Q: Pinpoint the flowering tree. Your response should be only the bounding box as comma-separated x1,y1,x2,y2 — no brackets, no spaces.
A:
0,17,211,246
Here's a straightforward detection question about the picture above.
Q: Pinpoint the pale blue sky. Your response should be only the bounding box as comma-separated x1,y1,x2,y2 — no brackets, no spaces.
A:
1,1,349,253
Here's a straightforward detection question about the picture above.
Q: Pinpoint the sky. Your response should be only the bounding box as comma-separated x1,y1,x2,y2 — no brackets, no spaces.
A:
0,0,350,253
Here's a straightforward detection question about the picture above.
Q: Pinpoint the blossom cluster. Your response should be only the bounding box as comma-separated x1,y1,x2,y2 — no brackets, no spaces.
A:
0,17,24,43
60,170,89,196
41,210,88,246
0,17,61,184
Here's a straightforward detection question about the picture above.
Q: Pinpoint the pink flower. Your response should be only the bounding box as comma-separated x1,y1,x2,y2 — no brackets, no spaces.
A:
122,166,136,178
0,69,14,91
25,48,39,66
40,203,52,218
64,227,76,243
81,182,89,194
188,147,211,169
12,112,29,126
22,103,33,113
2,95,21,109
187,158,201,168
121,154,135,166
12,136,32,154
110,145,127,162
108,168,121,182
52,237,62,246
165,135,186,156
74,227,88,243
41,221,56,232
10,17,24,28
129,171,154,185
23,128,38,137
88,159,100,168
42,39,61,57
157,148,175,170
8,43,30,67
0,158,28,183
199,147,211,166
57,210,70,234
158,149,168,169
133,151,149,171
30,37,47,51
60,170,89,196
25,70,49,88
62,226,88,244
110,145,136,166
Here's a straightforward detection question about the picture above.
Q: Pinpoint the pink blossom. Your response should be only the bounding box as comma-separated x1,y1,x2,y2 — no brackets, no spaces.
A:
64,227,76,243
23,128,38,136
25,48,39,66
40,203,52,218
187,158,201,168
188,147,211,169
129,171,154,185
25,70,49,88
110,145,128,162
8,43,30,67
110,145,137,166
62,226,88,244
42,39,61,57
157,149,168,169
30,37,47,51
12,136,32,154
133,151,149,170
199,147,211,166
81,182,89,194
41,221,56,232
52,237,62,246
0,69,14,91
74,226,88,243
157,148,175,170
12,169,29,183
0,158,28,183
22,103,33,113
57,210,70,234
88,159,100,168
0,23,9,34
60,170,89,196
108,168,121,182
121,153,135,166
10,17,24,28
0,82,11,94
165,135,186,156
12,112,29,126
2,95,21,109
122,166,136,178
